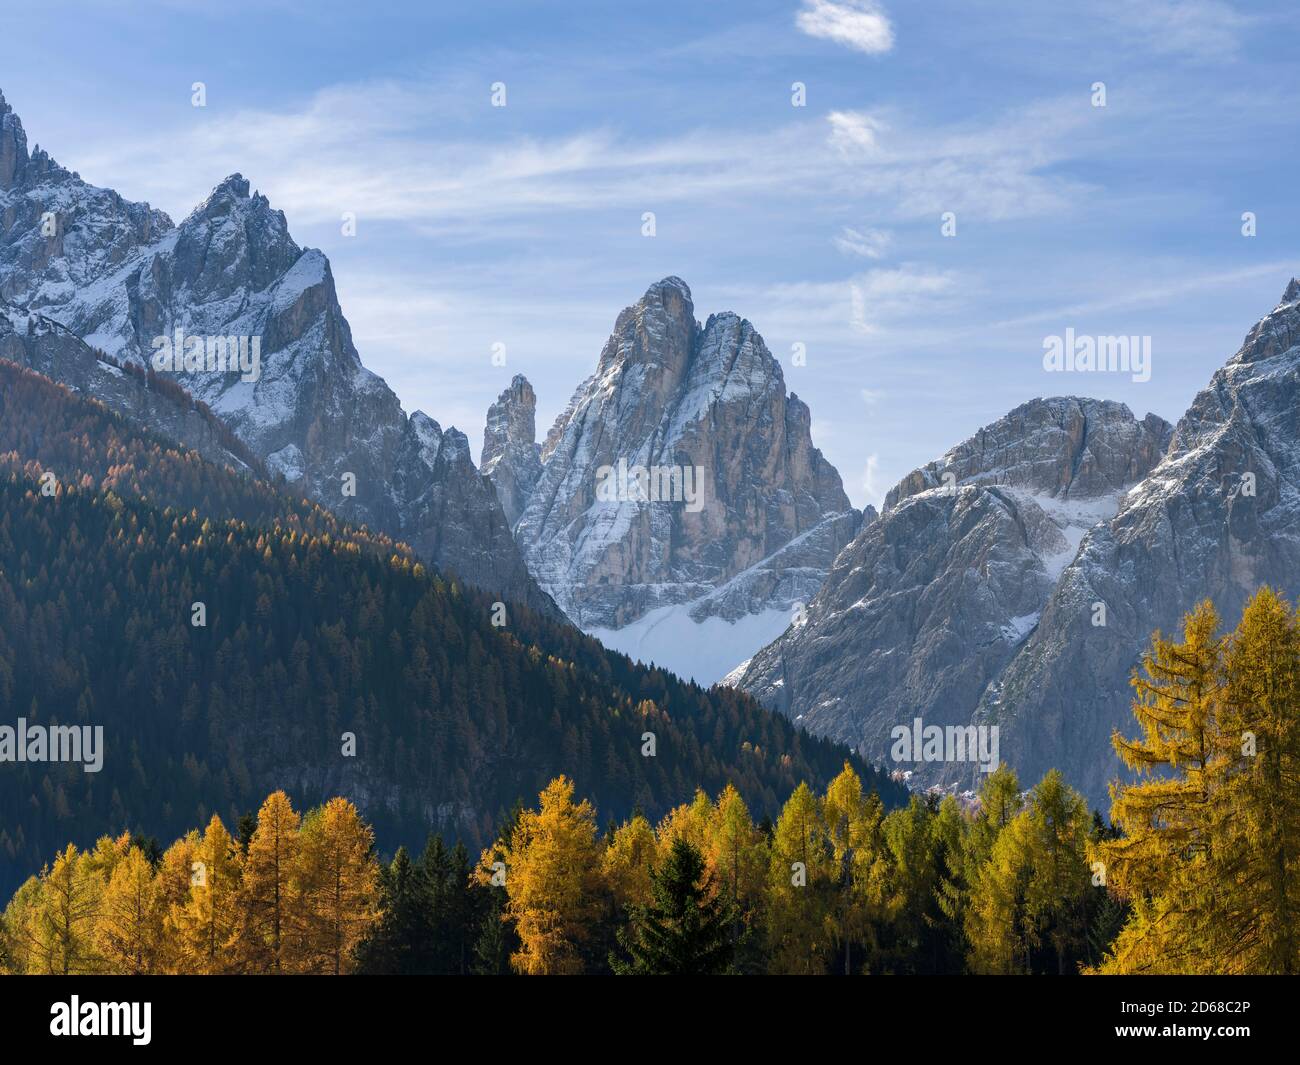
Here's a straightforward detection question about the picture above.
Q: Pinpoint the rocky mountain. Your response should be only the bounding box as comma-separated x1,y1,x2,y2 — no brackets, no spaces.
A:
492,277,861,682
1,298,259,473
0,87,557,618
481,374,542,527
731,395,1174,804
0,354,906,898
980,281,1300,804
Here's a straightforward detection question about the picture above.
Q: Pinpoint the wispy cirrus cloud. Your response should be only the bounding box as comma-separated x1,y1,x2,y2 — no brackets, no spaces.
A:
849,266,957,335
70,78,1093,244
795,0,894,55
1099,0,1253,61
834,226,891,259
823,100,1098,221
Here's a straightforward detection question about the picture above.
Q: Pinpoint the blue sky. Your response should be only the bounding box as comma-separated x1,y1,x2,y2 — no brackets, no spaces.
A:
4,0,1299,507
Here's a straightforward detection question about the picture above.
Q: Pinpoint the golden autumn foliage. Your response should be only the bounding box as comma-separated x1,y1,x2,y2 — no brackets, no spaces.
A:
295,798,382,975
8,587,1296,977
1093,589,1300,975
491,776,604,975
0,792,378,975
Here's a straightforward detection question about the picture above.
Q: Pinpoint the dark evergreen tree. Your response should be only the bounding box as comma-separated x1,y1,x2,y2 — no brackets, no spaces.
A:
236,813,257,858
129,834,163,869
354,847,435,974
611,837,735,975
471,887,516,976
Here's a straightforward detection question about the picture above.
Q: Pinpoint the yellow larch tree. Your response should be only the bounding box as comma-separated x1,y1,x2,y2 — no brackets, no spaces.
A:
498,775,603,975
601,814,658,914
703,784,769,929
1215,588,1300,974
172,814,244,974
765,782,833,974
95,846,165,974
821,763,887,975
655,789,713,857
239,791,302,973
155,829,200,973
1091,600,1227,973
294,797,380,974
1096,589,1300,975
33,844,104,974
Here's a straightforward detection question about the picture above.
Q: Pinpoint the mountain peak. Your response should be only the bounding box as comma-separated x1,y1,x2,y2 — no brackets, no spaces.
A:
516,278,853,639
481,374,542,527
1233,276,1300,365
631,275,694,326
884,394,1172,511
645,275,692,301
0,87,29,191
483,374,538,463
214,173,251,198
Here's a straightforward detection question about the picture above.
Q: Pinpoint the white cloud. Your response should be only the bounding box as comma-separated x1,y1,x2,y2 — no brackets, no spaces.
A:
987,262,1298,331
796,0,894,55
827,110,884,153
850,265,957,334
834,226,891,259
72,80,839,233
861,453,884,506
1101,0,1251,61
65,76,1097,257
823,100,1099,222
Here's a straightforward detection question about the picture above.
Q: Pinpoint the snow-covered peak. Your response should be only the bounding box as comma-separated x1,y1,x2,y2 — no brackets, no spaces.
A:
482,374,537,471
0,89,560,619
647,275,692,302
1229,277,1300,367
481,374,542,527
409,410,445,469
513,277,855,637
1,86,31,190
884,395,1171,511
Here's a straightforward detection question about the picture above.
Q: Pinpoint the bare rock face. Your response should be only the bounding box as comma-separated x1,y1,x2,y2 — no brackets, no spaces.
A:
885,398,1173,510
508,277,859,645
0,299,255,473
481,374,542,527
979,282,1300,805
0,89,558,618
732,397,1173,800
1,91,172,307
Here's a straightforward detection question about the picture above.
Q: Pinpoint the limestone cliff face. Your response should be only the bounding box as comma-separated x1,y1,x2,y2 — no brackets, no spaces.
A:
481,374,542,527
979,282,1300,804
732,396,1174,804
502,277,859,635
0,88,558,618
0,299,257,473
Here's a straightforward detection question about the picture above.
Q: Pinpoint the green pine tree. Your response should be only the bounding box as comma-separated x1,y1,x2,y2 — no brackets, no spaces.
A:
354,847,434,974
611,837,735,975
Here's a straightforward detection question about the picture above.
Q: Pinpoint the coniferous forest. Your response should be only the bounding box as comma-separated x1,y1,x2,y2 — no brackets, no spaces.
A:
7,569,1300,977
0,360,902,902
4,358,1300,976
4,9,1297,1048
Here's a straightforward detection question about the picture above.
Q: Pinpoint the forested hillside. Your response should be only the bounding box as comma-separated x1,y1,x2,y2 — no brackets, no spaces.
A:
0,360,904,897
9,586,1299,975
0,768,1114,976
0,358,395,550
